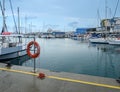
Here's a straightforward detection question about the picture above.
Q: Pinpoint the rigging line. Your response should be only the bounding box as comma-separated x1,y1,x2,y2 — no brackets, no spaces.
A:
9,0,18,33
113,0,119,17
0,1,4,16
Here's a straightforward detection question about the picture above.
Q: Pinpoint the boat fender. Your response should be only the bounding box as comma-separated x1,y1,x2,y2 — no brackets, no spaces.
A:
26,41,40,58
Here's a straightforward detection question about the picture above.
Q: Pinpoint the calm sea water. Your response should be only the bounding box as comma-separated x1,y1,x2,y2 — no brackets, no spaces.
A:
9,38,120,79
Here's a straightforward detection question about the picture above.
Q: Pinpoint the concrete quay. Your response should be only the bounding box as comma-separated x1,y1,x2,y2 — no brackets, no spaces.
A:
0,63,120,92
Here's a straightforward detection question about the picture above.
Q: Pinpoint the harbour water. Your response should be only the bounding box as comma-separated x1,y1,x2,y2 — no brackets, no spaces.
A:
7,38,120,79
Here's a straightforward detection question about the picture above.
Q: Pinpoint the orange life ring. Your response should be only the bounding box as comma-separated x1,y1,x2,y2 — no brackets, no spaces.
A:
26,41,40,58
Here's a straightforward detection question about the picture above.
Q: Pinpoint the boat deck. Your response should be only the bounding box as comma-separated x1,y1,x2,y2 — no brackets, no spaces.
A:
0,63,120,92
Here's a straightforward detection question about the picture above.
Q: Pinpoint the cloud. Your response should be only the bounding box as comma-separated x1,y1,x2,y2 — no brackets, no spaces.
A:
65,17,80,22
5,11,48,19
45,24,59,28
51,4,64,10
68,22,79,28
65,17,98,28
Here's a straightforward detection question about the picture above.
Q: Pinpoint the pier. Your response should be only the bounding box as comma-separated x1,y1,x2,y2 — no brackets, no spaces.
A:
0,63,120,92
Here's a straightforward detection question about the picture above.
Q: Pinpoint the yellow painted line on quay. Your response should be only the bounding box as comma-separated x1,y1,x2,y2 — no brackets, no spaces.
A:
0,67,120,90
48,76,120,90
0,67,38,76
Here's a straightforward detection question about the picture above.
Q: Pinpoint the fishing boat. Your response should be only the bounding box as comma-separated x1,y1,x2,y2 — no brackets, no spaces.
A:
0,0,27,61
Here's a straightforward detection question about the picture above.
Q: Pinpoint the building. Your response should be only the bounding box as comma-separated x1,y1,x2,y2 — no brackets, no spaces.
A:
76,28,88,34
100,17,120,32
52,32,65,38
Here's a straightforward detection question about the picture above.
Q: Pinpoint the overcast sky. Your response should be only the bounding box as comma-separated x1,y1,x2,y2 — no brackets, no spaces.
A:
0,0,120,32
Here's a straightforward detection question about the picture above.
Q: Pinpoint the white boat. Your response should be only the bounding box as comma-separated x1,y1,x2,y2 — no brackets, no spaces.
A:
47,34,55,38
0,34,27,61
0,0,27,61
89,37,109,44
41,34,55,38
108,37,120,45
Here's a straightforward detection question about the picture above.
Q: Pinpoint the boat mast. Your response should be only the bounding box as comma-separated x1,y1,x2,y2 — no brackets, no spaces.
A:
0,0,6,33
3,0,5,32
105,0,108,33
0,0,7,43
18,7,20,34
105,0,107,19
17,7,21,43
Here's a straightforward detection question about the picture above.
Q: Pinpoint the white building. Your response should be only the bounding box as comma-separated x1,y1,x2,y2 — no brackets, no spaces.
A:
101,17,120,32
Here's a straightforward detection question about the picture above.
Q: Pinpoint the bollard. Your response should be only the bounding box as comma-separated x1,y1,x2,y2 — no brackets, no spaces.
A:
116,77,120,83
6,61,12,68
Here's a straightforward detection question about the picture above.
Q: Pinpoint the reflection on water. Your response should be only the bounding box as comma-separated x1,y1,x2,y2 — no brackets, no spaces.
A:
6,38,120,79
89,43,120,78
3,55,31,65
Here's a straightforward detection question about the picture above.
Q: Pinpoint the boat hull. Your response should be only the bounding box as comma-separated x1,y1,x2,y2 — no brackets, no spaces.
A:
0,49,27,61
108,40,120,45
89,38,108,44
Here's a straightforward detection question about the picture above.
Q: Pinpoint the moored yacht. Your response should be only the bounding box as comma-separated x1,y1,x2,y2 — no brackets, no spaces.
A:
0,0,27,61
89,33,109,44
89,37,109,44
108,35,120,45
0,34,27,61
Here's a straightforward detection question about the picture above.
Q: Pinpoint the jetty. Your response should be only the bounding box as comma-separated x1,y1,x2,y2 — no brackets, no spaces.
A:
0,63,120,92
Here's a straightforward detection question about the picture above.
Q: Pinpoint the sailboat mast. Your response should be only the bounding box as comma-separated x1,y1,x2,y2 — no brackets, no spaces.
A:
17,7,21,43
3,0,6,32
18,7,20,34
105,0,108,32
105,0,107,19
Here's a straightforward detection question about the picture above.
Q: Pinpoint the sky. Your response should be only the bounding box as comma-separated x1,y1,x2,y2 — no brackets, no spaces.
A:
0,0,120,32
